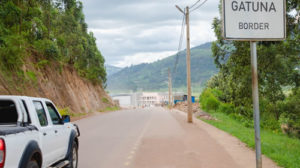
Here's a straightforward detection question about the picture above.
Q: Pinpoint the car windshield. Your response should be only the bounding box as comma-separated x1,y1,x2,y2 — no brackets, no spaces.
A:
0,100,18,124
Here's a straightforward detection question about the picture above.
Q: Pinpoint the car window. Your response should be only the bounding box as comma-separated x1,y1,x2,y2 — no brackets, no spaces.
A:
46,102,61,125
0,100,18,124
33,101,48,127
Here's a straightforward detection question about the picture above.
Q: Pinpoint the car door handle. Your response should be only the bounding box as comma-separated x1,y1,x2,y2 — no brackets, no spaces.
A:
55,130,58,134
43,132,47,136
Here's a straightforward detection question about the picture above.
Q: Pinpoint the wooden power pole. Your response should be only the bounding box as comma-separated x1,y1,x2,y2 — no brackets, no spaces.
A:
185,7,193,123
175,5,193,123
168,68,172,107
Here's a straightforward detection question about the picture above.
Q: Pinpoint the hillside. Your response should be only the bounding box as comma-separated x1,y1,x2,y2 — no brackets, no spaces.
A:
107,42,218,93
106,65,123,76
0,62,113,114
0,0,114,113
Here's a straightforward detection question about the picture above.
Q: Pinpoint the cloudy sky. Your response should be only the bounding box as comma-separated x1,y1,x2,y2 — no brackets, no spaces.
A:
81,0,219,67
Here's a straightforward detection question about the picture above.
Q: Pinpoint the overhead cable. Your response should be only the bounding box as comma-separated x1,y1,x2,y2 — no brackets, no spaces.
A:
190,0,208,13
172,10,186,75
189,0,201,10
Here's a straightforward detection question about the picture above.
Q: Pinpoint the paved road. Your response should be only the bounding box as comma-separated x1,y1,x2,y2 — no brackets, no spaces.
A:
76,107,278,168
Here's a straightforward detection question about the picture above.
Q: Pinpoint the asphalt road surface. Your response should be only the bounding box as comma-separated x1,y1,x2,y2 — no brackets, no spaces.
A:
76,107,278,168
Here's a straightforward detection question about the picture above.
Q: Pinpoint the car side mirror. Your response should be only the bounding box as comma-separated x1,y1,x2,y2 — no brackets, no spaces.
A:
62,115,71,123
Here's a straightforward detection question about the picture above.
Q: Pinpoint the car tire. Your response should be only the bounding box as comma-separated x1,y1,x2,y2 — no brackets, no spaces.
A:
66,141,78,168
26,160,39,168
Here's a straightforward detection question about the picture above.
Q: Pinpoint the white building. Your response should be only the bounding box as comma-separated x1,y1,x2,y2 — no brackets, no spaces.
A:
111,92,184,108
111,94,132,108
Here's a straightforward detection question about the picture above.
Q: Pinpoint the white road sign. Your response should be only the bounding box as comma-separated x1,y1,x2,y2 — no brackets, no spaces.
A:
222,0,286,40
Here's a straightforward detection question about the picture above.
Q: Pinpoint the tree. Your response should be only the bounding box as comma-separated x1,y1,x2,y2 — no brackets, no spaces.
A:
210,0,299,121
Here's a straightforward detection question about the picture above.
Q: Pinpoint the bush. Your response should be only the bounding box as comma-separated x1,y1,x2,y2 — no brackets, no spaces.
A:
102,97,109,104
0,35,25,70
58,107,71,116
35,59,49,69
234,106,252,119
34,40,60,60
262,116,280,131
26,71,37,82
228,112,253,128
205,96,220,111
218,103,234,114
277,88,300,137
200,88,221,111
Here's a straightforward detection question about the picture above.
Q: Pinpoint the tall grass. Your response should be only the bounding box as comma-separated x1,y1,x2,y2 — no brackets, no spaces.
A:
201,112,300,168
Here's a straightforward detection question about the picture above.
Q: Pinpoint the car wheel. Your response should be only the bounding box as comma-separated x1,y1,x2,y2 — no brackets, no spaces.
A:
66,141,78,168
27,160,39,168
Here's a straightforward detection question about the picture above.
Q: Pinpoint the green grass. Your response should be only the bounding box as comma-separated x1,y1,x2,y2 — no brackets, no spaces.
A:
26,71,37,82
200,112,300,168
58,107,86,117
99,106,120,112
102,97,109,104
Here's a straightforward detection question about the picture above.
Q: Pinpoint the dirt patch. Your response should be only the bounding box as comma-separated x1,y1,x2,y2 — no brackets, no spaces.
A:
0,57,116,114
173,102,216,120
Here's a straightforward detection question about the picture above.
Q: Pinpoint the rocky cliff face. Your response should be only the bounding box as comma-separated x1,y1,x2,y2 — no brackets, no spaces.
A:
0,59,113,114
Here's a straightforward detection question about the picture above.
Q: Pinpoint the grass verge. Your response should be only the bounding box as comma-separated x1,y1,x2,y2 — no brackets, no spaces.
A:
58,107,86,117
200,112,300,168
99,106,120,112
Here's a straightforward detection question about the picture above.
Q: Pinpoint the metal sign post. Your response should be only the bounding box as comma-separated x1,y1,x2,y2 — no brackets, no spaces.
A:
250,41,262,168
222,0,286,167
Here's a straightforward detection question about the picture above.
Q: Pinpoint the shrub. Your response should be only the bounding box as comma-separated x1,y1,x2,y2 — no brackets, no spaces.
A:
262,116,280,131
218,103,234,114
234,106,252,119
26,71,37,82
200,88,221,111
58,107,71,116
205,96,220,111
102,97,109,104
0,35,25,70
277,88,300,137
34,40,59,60
35,59,49,69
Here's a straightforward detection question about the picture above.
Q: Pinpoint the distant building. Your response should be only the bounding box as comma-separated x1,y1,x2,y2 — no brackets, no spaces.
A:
111,92,186,108
137,92,169,107
111,94,132,108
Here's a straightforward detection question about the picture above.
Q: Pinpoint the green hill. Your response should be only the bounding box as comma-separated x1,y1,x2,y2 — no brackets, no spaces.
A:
107,42,218,93
105,65,122,77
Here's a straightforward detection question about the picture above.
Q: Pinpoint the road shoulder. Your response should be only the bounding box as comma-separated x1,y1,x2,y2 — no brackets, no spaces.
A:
172,109,280,168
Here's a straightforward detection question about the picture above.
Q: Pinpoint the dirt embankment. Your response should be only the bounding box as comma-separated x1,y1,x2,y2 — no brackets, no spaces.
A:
0,58,114,114
173,102,215,120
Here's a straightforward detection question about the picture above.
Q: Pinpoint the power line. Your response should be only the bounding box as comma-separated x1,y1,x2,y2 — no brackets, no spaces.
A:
172,10,185,75
172,0,208,75
189,0,201,10
190,0,208,13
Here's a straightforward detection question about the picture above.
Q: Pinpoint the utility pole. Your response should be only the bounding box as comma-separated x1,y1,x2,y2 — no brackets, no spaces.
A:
176,5,193,123
168,68,172,107
185,7,193,123
170,72,173,107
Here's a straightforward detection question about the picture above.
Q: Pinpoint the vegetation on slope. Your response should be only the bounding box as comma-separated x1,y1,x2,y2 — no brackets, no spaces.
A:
0,0,106,84
199,1,299,166
201,112,300,168
200,0,299,136
199,89,300,168
107,43,218,93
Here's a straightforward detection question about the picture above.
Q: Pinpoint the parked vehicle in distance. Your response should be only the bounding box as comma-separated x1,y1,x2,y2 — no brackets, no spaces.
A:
0,96,80,168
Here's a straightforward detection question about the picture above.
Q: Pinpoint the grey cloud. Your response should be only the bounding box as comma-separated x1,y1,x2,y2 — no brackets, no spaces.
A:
81,0,219,67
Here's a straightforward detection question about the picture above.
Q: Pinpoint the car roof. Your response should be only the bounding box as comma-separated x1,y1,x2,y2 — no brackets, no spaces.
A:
0,95,52,102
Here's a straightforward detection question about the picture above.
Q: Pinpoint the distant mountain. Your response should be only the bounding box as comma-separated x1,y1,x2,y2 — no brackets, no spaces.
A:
105,65,123,76
107,42,218,93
